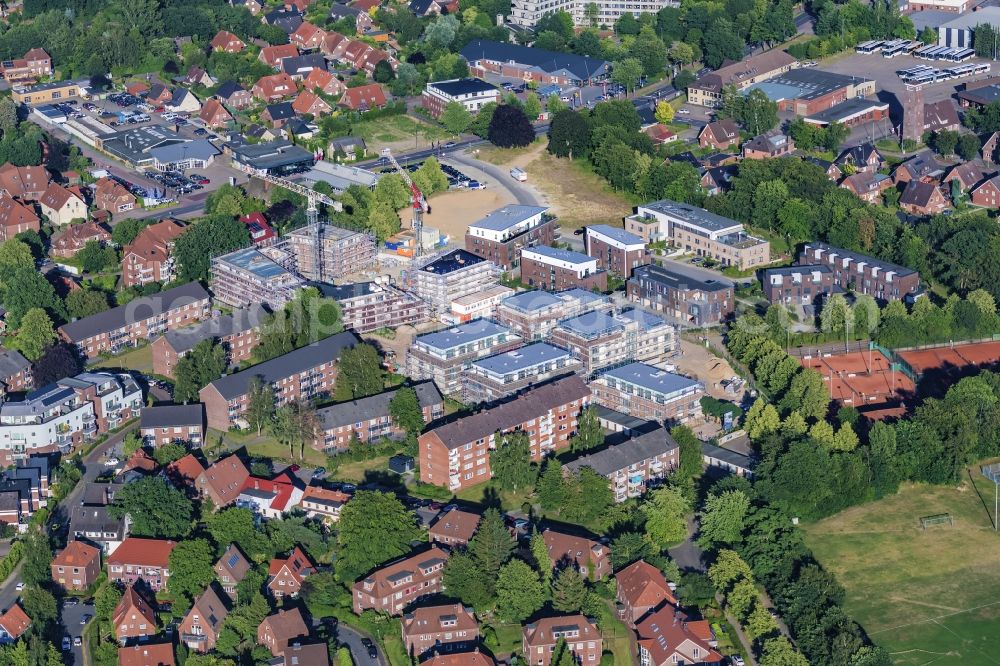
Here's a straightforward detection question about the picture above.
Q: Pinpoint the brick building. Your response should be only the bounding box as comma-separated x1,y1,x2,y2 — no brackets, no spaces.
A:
51,540,101,591
196,454,251,508
285,222,377,281
214,544,251,601
151,306,266,379
418,375,590,491
520,246,607,292
324,281,429,333
118,644,175,666
401,604,480,660
615,559,677,626
899,180,950,216
448,285,516,324
522,615,603,666
590,362,704,424
627,263,735,326
0,349,31,395
541,529,611,580
462,342,582,404
550,308,675,375
179,585,230,653
422,78,499,118
687,50,797,107
267,546,315,599
312,382,443,452
258,608,309,657
405,250,501,315
122,219,186,288
107,538,177,591
761,264,834,306
798,242,920,302
744,68,875,116
113,585,157,644
352,547,450,615
564,426,679,502
494,289,611,342
427,508,481,548
584,224,648,277
92,177,136,215
464,205,555,271
0,48,52,82
460,40,609,87
636,605,722,665
406,319,522,397
210,247,306,310
140,404,205,448
51,221,111,258
297,486,352,522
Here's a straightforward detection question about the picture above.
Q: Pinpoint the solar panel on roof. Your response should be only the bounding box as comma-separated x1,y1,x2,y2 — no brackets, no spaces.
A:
227,553,239,567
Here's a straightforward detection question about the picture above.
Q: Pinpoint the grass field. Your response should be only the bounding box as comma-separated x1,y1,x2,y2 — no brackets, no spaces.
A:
97,344,154,373
523,152,637,230
355,115,449,153
803,467,1000,666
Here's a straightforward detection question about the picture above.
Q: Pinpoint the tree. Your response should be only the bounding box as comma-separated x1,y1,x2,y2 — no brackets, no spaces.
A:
336,647,354,666
442,551,492,610
489,430,536,490
245,377,275,437
742,88,779,136
561,468,613,526
65,288,110,320
366,201,401,242
820,293,853,334
610,531,651,569
9,308,55,361
530,528,553,585
389,387,425,437
745,399,781,439
548,109,591,159
551,566,587,612
122,432,142,458
611,57,643,94
32,343,81,387
569,405,603,452
412,157,449,196
95,583,122,620
270,400,319,461
707,549,753,594
537,458,567,511
2,266,62,330
0,97,18,133
168,538,216,602
957,132,982,161
173,215,251,282
20,587,57,627
20,529,52,586
523,92,542,121
334,343,384,400
173,338,226,404
495,559,545,622
76,240,117,273
642,487,689,550
672,425,703,480
488,104,534,148
440,101,473,136
932,129,958,156
336,491,420,582
779,369,829,421
153,442,187,465
373,59,394,83
469,509,514,576
108,477,194,538
760,637,809,666
654,100,674,124
698,490,750,548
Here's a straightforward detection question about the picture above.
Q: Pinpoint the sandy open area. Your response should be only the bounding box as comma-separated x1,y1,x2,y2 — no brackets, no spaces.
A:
675,337,743,400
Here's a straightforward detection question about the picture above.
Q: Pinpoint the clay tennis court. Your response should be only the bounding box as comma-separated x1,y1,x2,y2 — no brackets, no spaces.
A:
897,340,1000,376
800,350,916,409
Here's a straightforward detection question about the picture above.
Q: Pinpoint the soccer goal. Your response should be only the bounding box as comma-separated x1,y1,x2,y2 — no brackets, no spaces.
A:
920,513,954,529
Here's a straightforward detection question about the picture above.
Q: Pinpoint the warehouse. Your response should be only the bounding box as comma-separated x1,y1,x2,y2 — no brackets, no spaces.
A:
804,98,890,127
744,68,876,116
938,7,1000,49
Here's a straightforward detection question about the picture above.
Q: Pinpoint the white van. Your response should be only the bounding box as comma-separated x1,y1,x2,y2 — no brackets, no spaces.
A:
510,167,527,182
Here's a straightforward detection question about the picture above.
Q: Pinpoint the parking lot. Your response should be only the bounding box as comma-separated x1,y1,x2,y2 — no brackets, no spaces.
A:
376,159,486,191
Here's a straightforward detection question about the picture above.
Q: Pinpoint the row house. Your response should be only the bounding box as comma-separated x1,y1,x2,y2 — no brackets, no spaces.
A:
0,349,32,396
195,454,251,508
406,319,523,397
550,308,675,376
841,172,893,204
627,263,735,327
761,264,834,306
418,375,590,491
326,281,429,334
151,305,267,379
464,205,555,271
199,331,360,431
51,220,111,258
92,177,137,215
59,282,211,357
495,288,612,342
140,403,205,448
267,545,315,599
584,224,649,278
107,537,176,591
449,285,516,324
461,342,582,404
564,426,679,502
216,81,254,110
122,218,186,288
297,485,352,523
51,540,102,592
590,362,704,424
114,585,157,644
179,585,230,653
427,508,481,548
402,604,480,661
352,546,450,615
798,242,920,302
0,48,52,82
210,246,306,310
214,544,252,601
522,615,602,666
405,249,501,315
313,382,443,452
520,245,608,292
541,529,610,581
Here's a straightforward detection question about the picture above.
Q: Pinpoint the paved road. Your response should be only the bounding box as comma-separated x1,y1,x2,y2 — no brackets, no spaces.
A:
668,517,706,573
337,623,385,666
445,152,540,206
61,599,95,666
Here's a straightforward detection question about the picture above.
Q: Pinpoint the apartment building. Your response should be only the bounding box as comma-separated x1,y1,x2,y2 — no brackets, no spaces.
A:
590,362,704,424
406,249,501,315
0,372,142,465
460,40,609,86
798,242,920,302
210,247,306,310
107,537,177,591
522,615,602,666
151,305,267,378
495,288,612,342
585,224,648,278
542,529,611,580
687,50,797,107
419,375,590,491
59,282,211,358
122,219,186,288
422,78,500,117
51,541,101,591
325,281,429,333
406,319,523,397
462,342,582,404
70,503,129,555
550,309,675,376
627,263,735,326
402,604,480,661
520,246,607,292
352,547,449,615
179,585,229,653
312,382,443,452
761,264,835,305
449,285,516,324
464,205,555,271
625,200,770,270
564,426,678,502
285,222,377,281
199,331,359,431
140,404,205,448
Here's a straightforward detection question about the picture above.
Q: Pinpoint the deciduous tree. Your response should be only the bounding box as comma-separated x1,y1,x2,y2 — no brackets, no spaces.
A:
10,308,55,361
495,559,544,622
642,487,689,550
488,104,534,148
108,477,194,538
168,538,216,602
336,491,420,582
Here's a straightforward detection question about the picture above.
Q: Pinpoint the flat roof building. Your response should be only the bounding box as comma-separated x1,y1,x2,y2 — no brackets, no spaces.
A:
284,222,376,281
463,341,582,403
744,68,876,116
551,308,676,375
627,262,735,326
405,249,501,315
520,245,607,292
230,139,314,175
422,78,500,118
465,205,555,271
590,362,704,424
407,319,523,397
495,288,612,341
210,247,306,309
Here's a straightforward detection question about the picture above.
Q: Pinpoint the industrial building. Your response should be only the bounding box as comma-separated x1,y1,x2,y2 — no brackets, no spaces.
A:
744,68,876,116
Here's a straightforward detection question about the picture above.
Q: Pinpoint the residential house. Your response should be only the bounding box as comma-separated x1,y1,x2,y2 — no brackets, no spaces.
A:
252,73,298,102
923,99,961,133
298,485,352,522
464,204,555,271
290,21,327,50
292,90,332,116
147,84,173,105
643,124,676,145
239,212,276,245
836,143,884,174
701,165,737,196
972,174,1000,207
522,615,602,666
449,285,516,323
0,604,29,644
259,44,300,69
892,150,944,184
51,221,111,258
541,529,611,580
401,604,480,661
461,341,582,408
267,545,315,599
983,130,1000,162
258,608,309,657
113,585,157,643
0,48,52,82
461,39,608,86
840,172,893,204
590,362,704,424
635,604,722,665
742,132,795,159
427,508,481,548
312,382,443,452
70,504,129,555
282,53,328,80
422,78,499,118
406,319,522,397
166,88,201,114
215,81,253,110
92,177,137,215
214,544,251,601
409,0,446,15
698,119,740,150
328,4,373,31
264,6,304,33
211,30,246,53
166,454,206,491
231,0,264,12
283,643,330,666
51,541,101,591
340,83,388,111
761,264,834,305
615,559,677,626
195,454,250,508
943,162,991,192
0,163,49,200
798,241,921,301
140,404,205,447
404,249,501,316
423,653,494,666
303,68,345,96
352,547,450,615
564,426,679,502
237,472,305,520
121,218,186,288
199,99,233,128
118,644,176,666
185,66,215,87
0,349,31,395
38,183,86,226
263,102,296,128
179,585,229,653
107,538,176,591
0,193,40,240
899,180,949,215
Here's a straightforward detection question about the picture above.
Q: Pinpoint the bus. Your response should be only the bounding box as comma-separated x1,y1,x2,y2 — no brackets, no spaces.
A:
948,48,975,62
856,40,885,54
898,65,934,77
974,62,992,75
910,73,938,85
882,41,910,58
914,45,937,59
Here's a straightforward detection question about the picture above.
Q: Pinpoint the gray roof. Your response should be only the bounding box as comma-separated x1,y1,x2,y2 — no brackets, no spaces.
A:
429,78,498,96
586,224,644,246
149,139,219,164
60,282,209,341
0,350,30,380
316,382,442,430
215,247,298,281
470,342,570,374
939,5,1000,29
631,263,735,293
556,311,622,339
419,249,487,275
802,242,917,277
0,383,75,419
203,331,359,400
216,81,246,99
598,362,702,397
460,40,609,82
701,441,753,470
592,404,654,431
564,426,678,476
140,403,205,429
70,504,126,536
523,245,593,265
416,319,514,352
296,161,380,192
804,98,889,125
160,305,269,355
265,102,295,120
638,200,743,234
100,125,188,164
745,68,872,102
763,263,832,278
469,205,548,232
282,53,327,76
81,482,124,506
559,288,609,308
617,307,667,331
231,140,314,171
500,289,563,313
328,136,366,151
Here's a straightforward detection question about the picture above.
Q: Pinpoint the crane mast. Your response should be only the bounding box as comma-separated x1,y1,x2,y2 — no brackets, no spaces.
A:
380,148,427,257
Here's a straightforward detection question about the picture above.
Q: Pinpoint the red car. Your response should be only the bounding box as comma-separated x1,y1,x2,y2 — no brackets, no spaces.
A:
288,464,300,473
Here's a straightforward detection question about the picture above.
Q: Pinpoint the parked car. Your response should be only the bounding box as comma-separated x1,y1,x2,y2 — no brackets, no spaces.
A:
361,638,378,660
73,637,82,647
466,180,486,190
61,637,71,652
104,457,120,467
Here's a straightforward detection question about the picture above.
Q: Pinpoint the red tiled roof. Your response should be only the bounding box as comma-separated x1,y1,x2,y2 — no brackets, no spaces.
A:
242,472,300,512
260,44,299,67
113,585,157,631
616,559,677,611
118,643,176,666
108,537,177,568
167,453,205,487
340,83,387,110
52,540,100,568
0,604,30,640
636,605,723,665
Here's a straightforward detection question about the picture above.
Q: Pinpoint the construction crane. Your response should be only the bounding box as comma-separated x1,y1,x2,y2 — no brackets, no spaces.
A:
250,169,343,283
380,147,428,257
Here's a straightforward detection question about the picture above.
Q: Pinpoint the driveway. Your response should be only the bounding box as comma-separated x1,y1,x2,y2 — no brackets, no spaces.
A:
668,517,706,572
60,598,95,666
337,623,385,666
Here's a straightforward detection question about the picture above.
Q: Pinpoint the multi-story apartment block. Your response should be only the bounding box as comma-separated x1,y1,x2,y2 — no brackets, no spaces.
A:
511,0,675,25
627,263,735,326
285,222,377,281
406,319,523,397
798,242,920,302
762,264,835,305
325,281,429,333
542,529,611,580
494,289,612,342
520,246,607,292
51,541,101,591
590,362,704,424
406,249,501,315
199,332,359,431
352,547,450,615
419,375,590,491
59,282,211,358
402,604,480,661
0,372,142,465
313,383,443,452
550,308,675,376
179,585,229,653
422,78,500,117
464,205,556,271
107,537,177,591
625,200,770,270
462,342,582,404
565,426,678,502
0,349,32,396
151,306,267,378
522,615,603,666
122,219,186,288
140,404,205,448
585,224,648,278
210,247,306,310
449,285,516,324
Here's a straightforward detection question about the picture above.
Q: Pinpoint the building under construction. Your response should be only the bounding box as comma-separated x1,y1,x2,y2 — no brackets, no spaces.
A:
284,222,377,282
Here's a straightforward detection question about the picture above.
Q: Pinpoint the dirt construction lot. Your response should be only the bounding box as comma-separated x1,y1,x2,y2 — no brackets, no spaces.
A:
675,337,743,401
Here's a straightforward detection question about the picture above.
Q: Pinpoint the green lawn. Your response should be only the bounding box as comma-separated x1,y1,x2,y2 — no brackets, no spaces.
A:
455,481,534,513
803,466,1000,666
207,428,329,468
354,115,449,149
331,455,391,482
97,344,153,373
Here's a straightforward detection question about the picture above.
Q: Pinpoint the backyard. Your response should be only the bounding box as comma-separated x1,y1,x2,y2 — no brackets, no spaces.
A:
803,467,1000,666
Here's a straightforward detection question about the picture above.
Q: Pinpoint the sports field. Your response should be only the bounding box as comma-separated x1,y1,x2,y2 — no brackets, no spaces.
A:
803,468,1000,666
799,349,916,408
